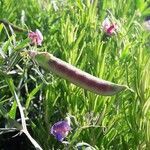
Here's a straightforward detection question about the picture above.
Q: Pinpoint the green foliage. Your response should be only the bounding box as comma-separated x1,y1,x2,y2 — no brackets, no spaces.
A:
0,0,150,149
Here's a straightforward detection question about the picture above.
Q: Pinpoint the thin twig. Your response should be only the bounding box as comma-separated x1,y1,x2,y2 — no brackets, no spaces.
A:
14,91,43,150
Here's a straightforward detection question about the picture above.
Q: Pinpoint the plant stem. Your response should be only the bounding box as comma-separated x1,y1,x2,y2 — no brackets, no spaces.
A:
14,91,43,150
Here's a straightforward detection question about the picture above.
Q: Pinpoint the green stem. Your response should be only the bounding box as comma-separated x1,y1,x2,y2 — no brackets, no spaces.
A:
0,19,27,32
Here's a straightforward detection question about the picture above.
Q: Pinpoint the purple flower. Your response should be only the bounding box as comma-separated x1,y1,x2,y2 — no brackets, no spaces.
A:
50,120,71,142
102,18,118,35
28,29,43,46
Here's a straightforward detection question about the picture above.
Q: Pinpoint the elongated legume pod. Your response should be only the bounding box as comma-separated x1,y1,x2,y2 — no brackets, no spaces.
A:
28,51,127,96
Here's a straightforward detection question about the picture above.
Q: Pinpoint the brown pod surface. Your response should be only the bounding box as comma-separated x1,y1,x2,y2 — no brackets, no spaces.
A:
29,51,127,96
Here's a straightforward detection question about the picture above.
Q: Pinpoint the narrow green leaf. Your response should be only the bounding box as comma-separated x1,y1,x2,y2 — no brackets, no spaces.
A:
8,100,17,119
14,38,30,51
25,83,43,109
0,23,4,33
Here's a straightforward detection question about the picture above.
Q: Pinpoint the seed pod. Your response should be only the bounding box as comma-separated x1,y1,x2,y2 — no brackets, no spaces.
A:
28,51,127,96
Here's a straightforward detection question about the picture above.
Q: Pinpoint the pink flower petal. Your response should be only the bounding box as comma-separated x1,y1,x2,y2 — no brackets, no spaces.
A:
28,29,43,46
102,18,111,31
102,18,118,36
